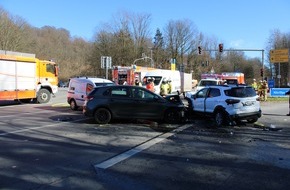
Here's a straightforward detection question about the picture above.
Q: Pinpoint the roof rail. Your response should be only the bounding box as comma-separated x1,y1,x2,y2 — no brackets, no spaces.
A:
0,50,36,58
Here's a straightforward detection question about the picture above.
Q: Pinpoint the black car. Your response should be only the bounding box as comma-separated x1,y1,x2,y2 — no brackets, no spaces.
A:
83,85,186,124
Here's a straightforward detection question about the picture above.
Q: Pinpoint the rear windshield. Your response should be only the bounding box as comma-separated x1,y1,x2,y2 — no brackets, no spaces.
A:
224,87,256,98
94,82,114,87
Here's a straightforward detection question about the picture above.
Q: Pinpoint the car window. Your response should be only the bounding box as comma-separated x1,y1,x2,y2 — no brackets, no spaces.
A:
111,87,128,97
88,88,99,96
196,88,208,98
208,88,221,98
132,88,155,99
225,87,256,97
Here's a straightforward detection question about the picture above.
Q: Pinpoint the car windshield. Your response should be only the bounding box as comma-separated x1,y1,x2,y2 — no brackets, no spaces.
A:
225,87,256,98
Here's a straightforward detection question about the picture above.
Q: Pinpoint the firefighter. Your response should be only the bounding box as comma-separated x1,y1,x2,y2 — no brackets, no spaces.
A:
258,80,263,100
261,80,268,101
160,80,169,97
146,78,155,92
251,79,258,93
168,79,172,94
135,79,142,86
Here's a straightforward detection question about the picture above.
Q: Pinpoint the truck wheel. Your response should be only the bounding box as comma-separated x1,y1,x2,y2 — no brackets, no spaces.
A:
70,99,79,111
94,108,112,124
37,89,51,104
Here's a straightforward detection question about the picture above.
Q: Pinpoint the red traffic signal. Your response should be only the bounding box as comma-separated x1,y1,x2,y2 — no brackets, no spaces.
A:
198,46,202,55
260,68,264,77
218,43,223,52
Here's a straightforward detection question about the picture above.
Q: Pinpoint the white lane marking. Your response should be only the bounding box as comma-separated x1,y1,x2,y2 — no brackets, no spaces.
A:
0,118,87,136
94,124,192,170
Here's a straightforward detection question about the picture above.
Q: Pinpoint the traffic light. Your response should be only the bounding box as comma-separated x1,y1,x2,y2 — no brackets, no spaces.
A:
218,43,223,52
260,68,264,77
198,46,202,55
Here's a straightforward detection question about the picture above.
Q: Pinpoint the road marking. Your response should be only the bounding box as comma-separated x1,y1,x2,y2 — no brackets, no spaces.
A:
51,103,70,107
94,124,192,170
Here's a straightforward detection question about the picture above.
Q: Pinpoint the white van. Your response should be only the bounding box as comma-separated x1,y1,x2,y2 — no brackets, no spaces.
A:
143,70,192,95
67,77,114,110
196,78,224,91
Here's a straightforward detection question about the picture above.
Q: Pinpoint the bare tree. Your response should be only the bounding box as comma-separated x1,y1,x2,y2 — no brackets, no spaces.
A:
163,19,198,70
0,7,31,51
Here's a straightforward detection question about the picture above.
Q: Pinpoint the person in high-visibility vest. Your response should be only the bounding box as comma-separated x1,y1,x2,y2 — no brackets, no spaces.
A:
160,80,169,97
257,80,263,100
251,79,258,94
168,79,172,94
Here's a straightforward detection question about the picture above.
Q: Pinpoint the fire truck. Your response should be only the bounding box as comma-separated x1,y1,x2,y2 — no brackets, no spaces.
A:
196,72,245,91
112,65,157,85
0,50,59,103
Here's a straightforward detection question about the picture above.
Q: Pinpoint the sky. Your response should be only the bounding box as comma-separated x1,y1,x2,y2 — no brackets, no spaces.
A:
1,0,290,59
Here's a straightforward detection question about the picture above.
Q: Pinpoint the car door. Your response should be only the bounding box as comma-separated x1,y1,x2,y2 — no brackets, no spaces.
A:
129,87,165,119
204,87,221,113
108,86,133,118
192,88,209,113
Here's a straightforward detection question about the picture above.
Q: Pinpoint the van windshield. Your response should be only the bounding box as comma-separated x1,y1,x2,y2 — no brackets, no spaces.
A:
142,76,162,86
199,80,218,86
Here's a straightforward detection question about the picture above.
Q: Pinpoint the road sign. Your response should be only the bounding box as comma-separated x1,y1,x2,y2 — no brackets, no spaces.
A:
270,49,289,63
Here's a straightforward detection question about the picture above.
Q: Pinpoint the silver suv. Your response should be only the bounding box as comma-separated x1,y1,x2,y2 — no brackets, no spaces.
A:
187,85,262,127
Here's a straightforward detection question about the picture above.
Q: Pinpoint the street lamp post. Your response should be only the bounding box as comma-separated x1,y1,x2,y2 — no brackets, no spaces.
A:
133,56,154,68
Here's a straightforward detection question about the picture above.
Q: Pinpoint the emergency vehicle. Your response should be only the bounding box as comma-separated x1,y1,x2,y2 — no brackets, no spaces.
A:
197,72,245,91
0,50,58,103
112,65,157,85
143,70,192,95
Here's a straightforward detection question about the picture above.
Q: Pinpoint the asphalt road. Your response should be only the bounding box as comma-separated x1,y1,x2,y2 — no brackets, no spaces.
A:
0,89,290,190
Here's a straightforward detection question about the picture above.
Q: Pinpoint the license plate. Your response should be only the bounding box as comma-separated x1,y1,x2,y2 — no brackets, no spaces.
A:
243,101,254,106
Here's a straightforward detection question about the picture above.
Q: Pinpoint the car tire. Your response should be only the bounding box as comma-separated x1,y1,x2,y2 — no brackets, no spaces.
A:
94,108,112,124
164,109,182,124
214,110,226,127
70,99,79,111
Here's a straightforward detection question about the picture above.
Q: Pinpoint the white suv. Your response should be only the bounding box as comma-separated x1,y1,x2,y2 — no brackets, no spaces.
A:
187,85,261,127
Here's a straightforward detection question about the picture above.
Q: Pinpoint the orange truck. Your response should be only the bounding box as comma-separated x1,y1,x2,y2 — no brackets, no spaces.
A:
221,72,245,85
0,50,59,103
112,65,157,85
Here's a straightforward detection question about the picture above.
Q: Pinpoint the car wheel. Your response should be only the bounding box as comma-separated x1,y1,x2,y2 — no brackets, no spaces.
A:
70,100,79,111
164,109,182,124
214,110,226,127
94,108,112,124
247,117,258,123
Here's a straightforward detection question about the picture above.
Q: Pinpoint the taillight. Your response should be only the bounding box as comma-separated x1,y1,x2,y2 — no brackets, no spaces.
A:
86,95,94,101
225,99,240,105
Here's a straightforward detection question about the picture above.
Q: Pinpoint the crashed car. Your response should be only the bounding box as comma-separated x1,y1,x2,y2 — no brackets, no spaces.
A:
83,85,186,124
187,85,262,127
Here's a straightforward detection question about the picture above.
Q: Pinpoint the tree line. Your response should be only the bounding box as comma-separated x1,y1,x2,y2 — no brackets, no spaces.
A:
1,7,289,86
